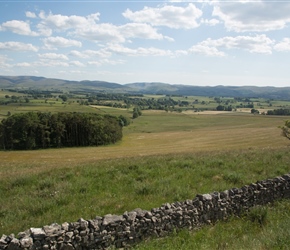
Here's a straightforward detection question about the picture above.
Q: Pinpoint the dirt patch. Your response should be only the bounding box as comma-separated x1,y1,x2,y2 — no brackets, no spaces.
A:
90,105,127,110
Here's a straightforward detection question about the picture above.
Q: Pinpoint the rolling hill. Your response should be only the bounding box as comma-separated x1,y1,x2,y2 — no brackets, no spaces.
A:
1,75,290,99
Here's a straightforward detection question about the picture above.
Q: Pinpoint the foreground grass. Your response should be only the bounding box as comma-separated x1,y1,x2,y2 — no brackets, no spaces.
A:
0,148,290,238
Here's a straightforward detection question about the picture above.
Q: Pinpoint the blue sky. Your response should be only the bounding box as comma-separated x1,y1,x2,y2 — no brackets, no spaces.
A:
1,0,290,87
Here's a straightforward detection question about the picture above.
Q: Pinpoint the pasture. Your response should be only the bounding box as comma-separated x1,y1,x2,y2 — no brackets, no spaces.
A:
0,95,290,249
0,110,287,172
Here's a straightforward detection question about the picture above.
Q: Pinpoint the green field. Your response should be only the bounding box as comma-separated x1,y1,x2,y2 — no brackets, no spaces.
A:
2,89,290,120
1,92,290,249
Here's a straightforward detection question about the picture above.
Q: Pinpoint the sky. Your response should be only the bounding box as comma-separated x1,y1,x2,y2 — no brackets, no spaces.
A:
0,0,290,87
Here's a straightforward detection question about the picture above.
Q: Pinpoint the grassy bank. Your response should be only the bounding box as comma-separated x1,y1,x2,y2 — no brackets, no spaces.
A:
1,147,290,237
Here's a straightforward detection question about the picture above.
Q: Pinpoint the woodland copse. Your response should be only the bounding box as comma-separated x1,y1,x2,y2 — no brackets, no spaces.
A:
0,112,123,150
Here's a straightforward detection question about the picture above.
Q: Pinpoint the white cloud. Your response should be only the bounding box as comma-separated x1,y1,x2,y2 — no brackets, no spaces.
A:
71,23,125,43
107,44,174,57
88,59,125,66
101,59,126,65
72,22,171,43
37,11,100,37
69,70,85,74
69,50,88,58
0,55,12,69
38,53,68,60
120,23,174,41
16,62,32,67
70,61,85,67
17,10,173,43
212,1,290,32
189,44,226,57
26,11,37,18
201,18,220,26
274,38,290,52
43,36,82,49
38,53,85,67
38,11,100,31
137,47,174,56
106,44,136,56
0,41,38,52
69,50,90,59
69,49,111,59
175,50,188,56
123,3,202,29
72,44,177,60
88,61,101,66
220,35,274,54
1,20,38,36
190,35,274,56
36,24,52,37
38,60,69,67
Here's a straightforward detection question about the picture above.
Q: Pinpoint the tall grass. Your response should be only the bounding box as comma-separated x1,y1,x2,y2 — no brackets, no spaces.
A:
1,147,290,238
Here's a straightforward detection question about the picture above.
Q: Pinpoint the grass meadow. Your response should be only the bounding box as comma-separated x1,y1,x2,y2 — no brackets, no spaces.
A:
0,104,290,249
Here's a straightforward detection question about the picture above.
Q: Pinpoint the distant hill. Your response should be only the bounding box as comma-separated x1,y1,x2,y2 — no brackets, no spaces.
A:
125,82,290,100
1,75,290,100
0,75,127,93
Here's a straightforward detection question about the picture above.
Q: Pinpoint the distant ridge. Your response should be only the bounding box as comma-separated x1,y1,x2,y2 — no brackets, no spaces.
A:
125,82,290,100
1,75,290,100
0,75,127,92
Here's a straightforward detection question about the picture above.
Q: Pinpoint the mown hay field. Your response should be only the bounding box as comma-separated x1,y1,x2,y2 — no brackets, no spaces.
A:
0,110,288,174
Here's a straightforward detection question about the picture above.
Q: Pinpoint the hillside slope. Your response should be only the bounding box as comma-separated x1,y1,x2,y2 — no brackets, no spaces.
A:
126,82,290,99
1,75,290,99
0,75,127,92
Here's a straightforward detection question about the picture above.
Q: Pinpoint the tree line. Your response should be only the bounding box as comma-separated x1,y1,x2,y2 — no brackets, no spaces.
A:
93,97,187,113
267,109,290,116
0,112,123,150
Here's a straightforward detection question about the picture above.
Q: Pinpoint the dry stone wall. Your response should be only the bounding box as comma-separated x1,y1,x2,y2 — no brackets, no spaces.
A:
1,173,290,250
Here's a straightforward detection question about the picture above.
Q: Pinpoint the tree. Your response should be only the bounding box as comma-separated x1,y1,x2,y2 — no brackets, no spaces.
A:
267,109,290,116
118,115,130,127
0,112,123,150
132,110,139,119
251,109,259,114
214,97,221,103
0,123,4,150
225,106,232,111
132,107,142,119
216,105,224,111
281,120,290,140
59,95,68,102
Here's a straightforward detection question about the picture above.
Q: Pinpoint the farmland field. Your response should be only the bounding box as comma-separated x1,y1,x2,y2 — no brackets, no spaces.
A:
0,110,288,173
0,95,290,249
